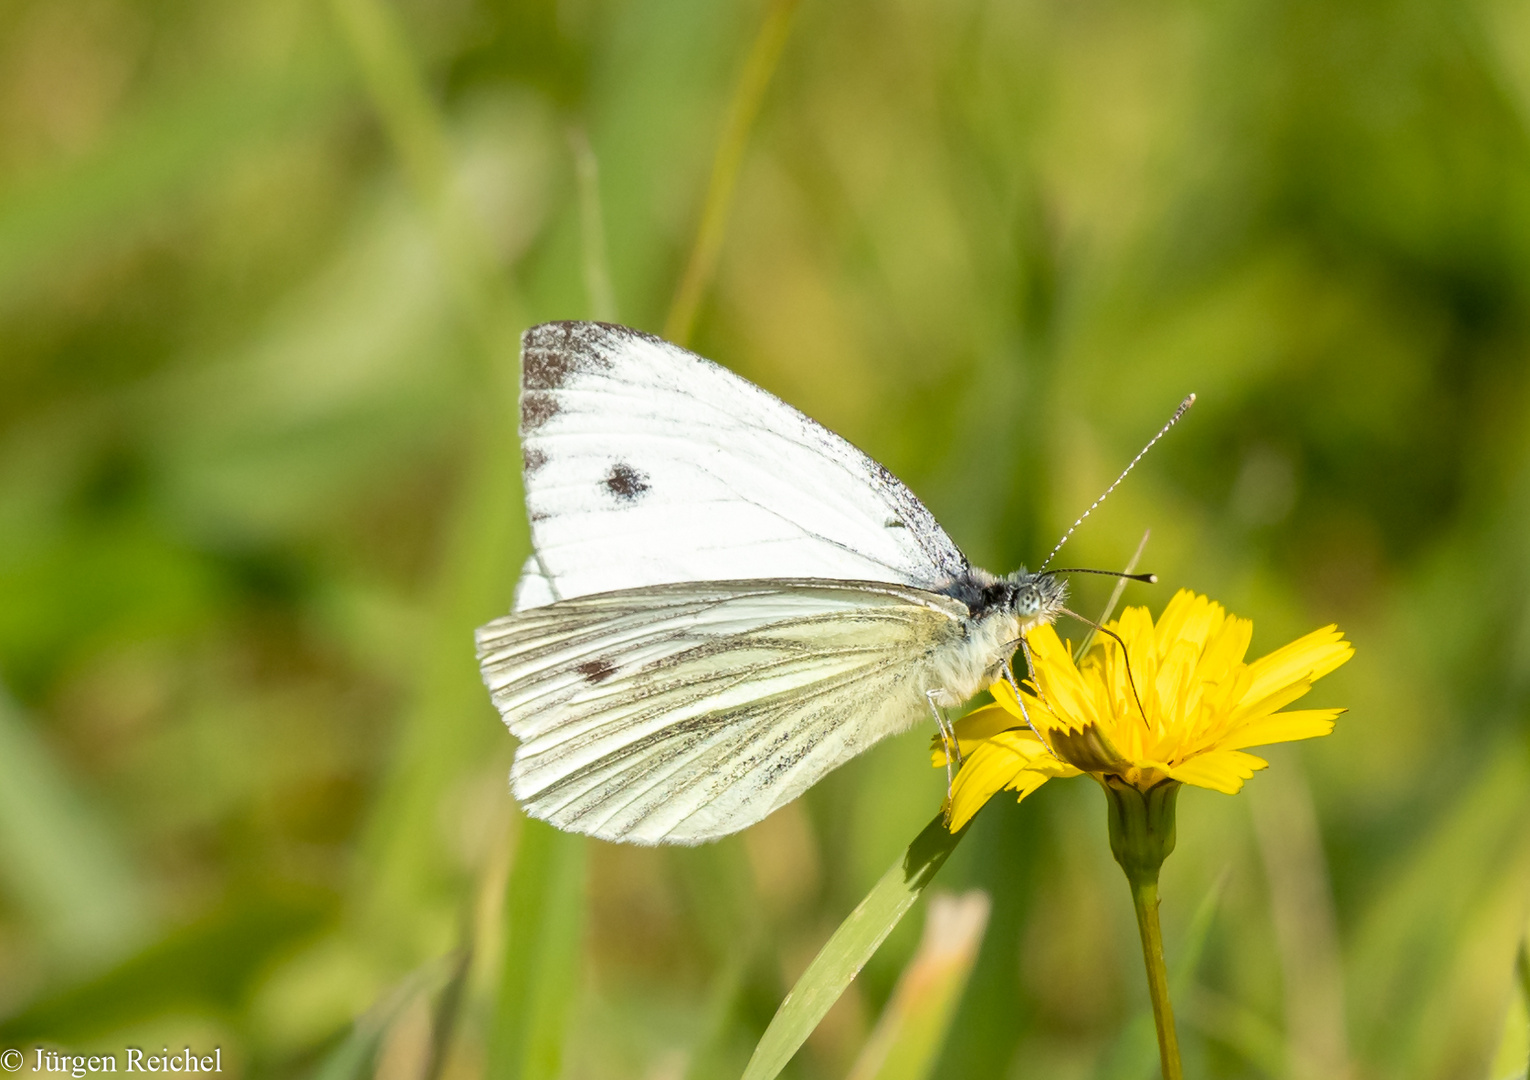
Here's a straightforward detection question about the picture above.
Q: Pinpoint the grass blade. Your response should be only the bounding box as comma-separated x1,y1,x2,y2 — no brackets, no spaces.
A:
311,952,463,1080
0,687,152,968
1486,929,1530,1080
313,1009,391,1080
845,890,991,1080
488,819,588,1080
568,126,618,323
1248,753,1349,1077
326,0,522,347
1346,749,1530,1076
663,0,802,346
741,812,968,1080
1521,937,1530,1079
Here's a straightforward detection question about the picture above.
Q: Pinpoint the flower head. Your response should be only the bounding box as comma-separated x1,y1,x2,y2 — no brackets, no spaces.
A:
936,589,1353,831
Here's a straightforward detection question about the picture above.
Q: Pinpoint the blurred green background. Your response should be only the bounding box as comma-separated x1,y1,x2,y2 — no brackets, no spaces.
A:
2,0,1530,1077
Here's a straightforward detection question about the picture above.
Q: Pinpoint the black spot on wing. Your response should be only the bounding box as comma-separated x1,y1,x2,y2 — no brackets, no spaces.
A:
604,462,650,502
521,321,614,391
523,446,548,473
576,658,616,683
522,392,559,431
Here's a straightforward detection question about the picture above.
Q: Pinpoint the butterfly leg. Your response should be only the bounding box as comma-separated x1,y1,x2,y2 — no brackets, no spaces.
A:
926,690,962,801
999,655,1024,701
1010,640,1061,762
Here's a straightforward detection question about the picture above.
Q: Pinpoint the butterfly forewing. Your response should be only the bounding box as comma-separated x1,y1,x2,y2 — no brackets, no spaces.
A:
516,322,969,606
477,580,969,845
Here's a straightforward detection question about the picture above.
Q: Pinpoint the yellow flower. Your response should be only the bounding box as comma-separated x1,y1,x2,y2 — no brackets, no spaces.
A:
936,589,1354,831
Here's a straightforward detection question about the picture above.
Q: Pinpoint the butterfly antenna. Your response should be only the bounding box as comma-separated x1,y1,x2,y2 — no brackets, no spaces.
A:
1038,393,1195,571
1059,606,1152,731
1073,528,1150,662
1047,568,1158,584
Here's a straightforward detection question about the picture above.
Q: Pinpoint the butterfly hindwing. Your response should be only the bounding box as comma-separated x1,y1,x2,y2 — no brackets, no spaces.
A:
517,322,970,607
477,579,970,844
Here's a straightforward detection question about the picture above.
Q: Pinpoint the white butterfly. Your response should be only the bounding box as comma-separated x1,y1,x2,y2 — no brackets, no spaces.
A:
477,322,1175,845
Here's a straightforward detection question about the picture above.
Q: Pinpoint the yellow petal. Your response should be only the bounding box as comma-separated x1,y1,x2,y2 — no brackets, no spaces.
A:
949,769,1055,831
988,679,1041,726
989,671,1071,741
947,742,1030,830
957,700,1017,740
1029,626,1116,734
989,730,1084,776
946,732,1077,830
1227,677,1316,726
934,705,1060,768
1218,708,1343,751
934,702,1026,765
1242,626,1353,704
1115,607,1163,718
1165,749,1269,793
1150,590,1202,654
1197,614,1253,684
1002,768,1056,801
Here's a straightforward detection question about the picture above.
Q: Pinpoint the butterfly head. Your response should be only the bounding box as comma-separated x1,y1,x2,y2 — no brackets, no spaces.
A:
943,568,1068,626
1005,569,1069,625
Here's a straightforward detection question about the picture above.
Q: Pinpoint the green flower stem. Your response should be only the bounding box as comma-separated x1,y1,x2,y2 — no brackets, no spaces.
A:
1104,777,1184,1080
1518,935,1530,1080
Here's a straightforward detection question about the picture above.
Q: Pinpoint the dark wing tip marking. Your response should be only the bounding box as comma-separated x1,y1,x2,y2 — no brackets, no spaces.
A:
524,446,548,473
594,320,667,344
522,392,560,431
575,658,616,683
604,462,650,502
521,321,615,392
